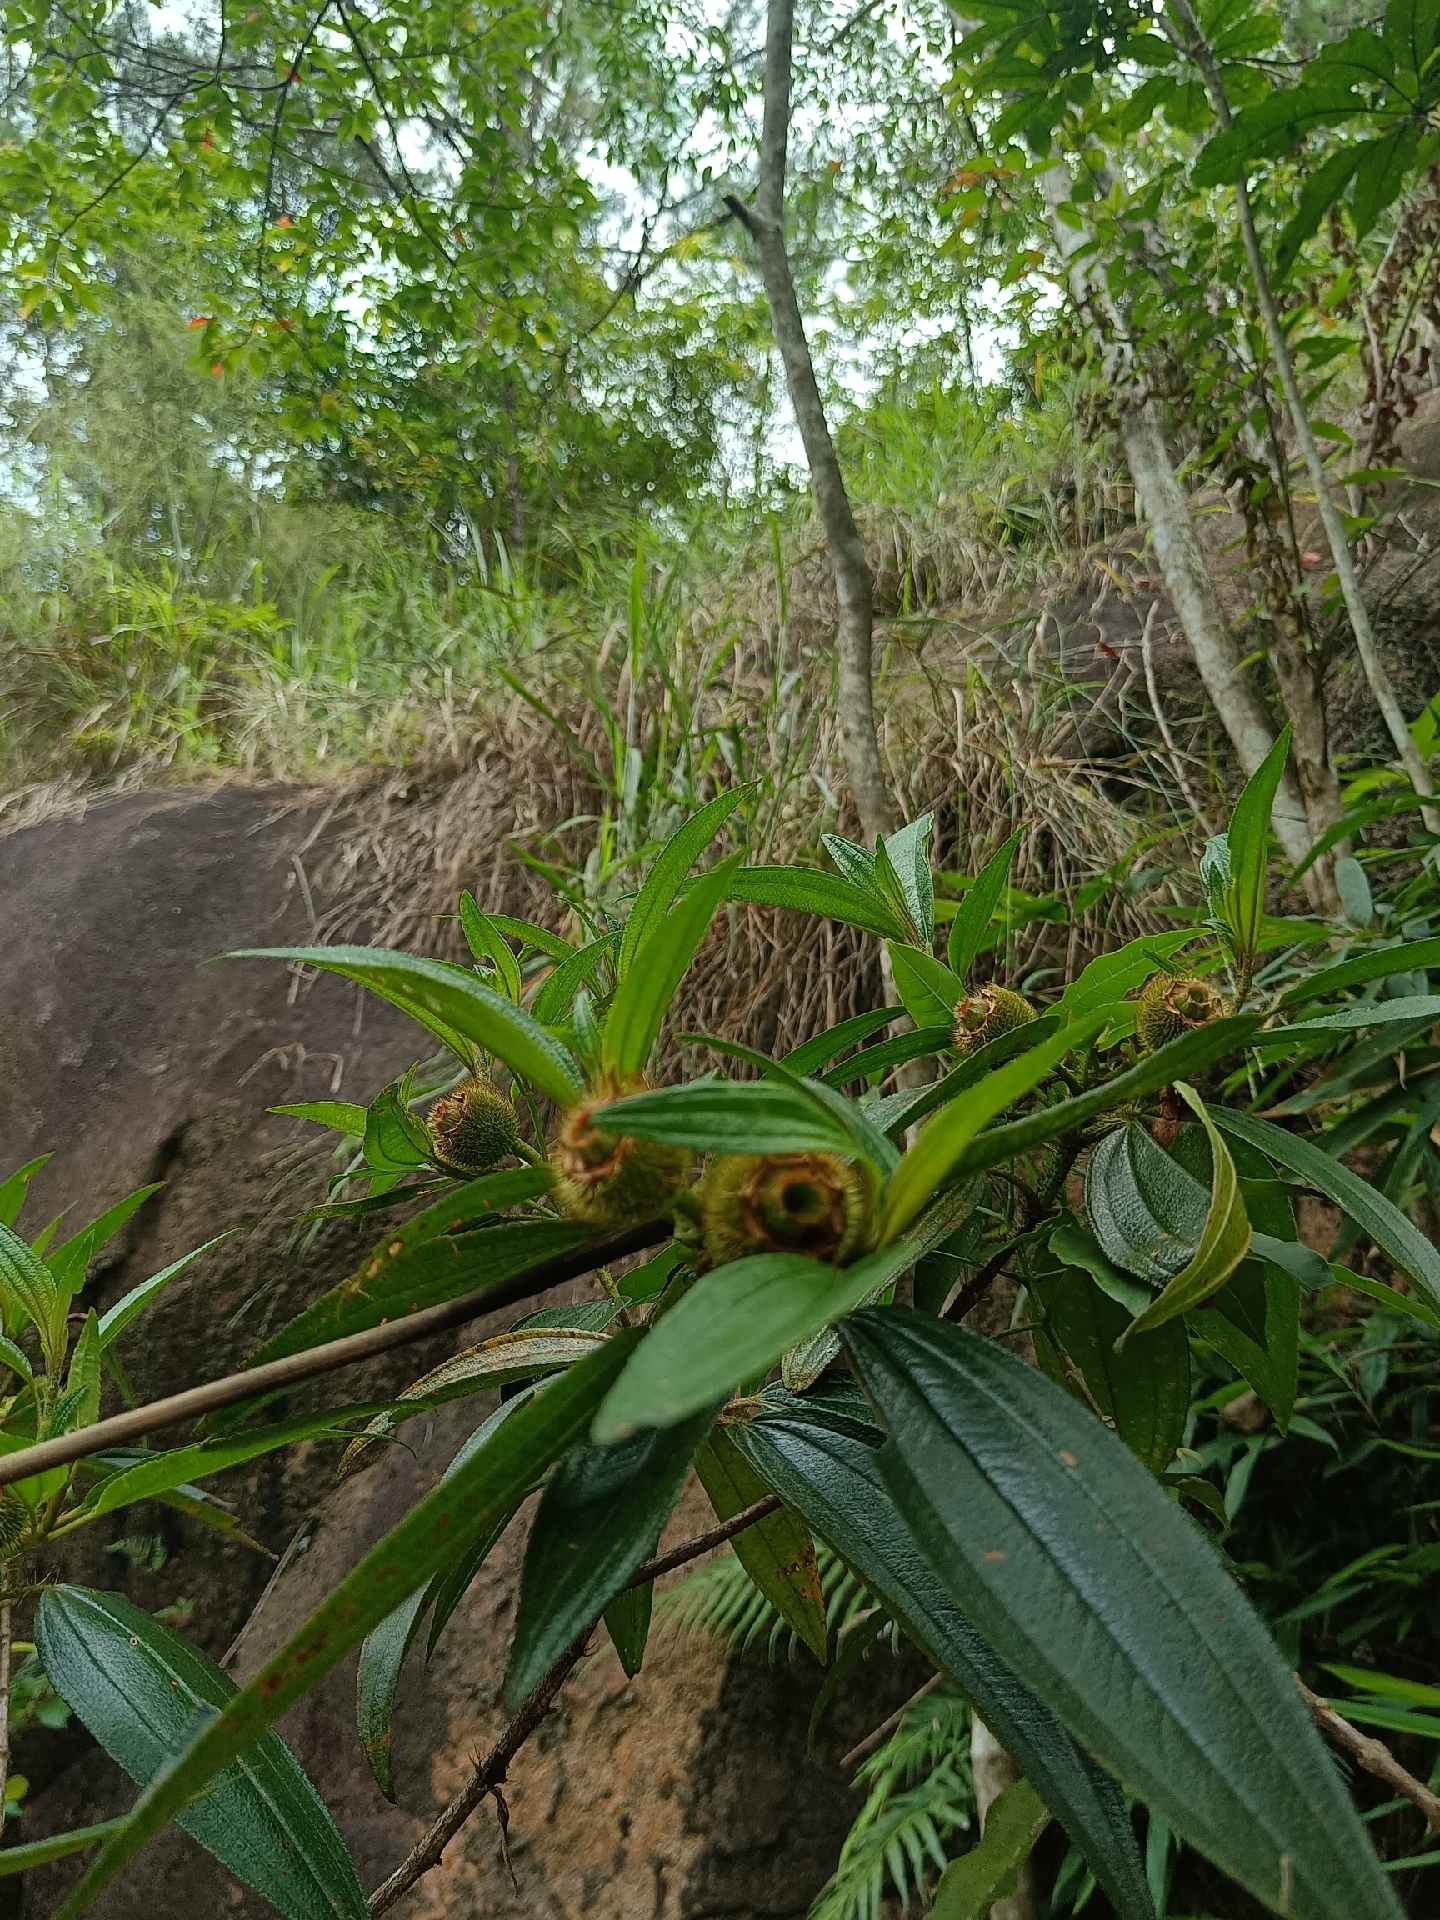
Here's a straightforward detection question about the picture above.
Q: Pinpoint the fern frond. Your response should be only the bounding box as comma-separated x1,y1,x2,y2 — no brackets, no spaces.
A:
652,1540,891,1661
808,1682,975,1920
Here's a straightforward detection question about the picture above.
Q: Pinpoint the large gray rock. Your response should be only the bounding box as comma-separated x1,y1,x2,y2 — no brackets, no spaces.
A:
0,783,906,1920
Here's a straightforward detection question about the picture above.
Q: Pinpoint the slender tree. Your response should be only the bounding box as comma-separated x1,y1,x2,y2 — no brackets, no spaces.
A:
1161,0,1440,834
725,0,896,847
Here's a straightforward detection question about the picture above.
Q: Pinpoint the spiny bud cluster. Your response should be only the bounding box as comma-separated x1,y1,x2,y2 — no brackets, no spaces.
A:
429,1077,522,1173
549,1072,692,1230
1135,973,1223,1052
698,1151,879,1270
953,984,1035,1057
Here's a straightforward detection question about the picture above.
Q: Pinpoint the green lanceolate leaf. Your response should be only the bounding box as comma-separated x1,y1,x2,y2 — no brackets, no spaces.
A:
0,1820,126,1879
65,1403,400,1525
885,943,963,1027
1120,1091,1252,1342
596,1078,861,1158
782,1008,896,1076
617,786,750,978
246,1213,585,1372
505,1402,715,1708
363,1078,433,1173
1277,937,1440,1008
840,1311,1400,1920
1048,1220,1150,1317
882,1018,1102,1239
531,933,619,1026
603,1584,653,1677
270,1101,369,1136
930,1778,1050,1920
47,1184,164,1299
822,833,877,890
736,1394,1153,1920
1211,1107,1440,1313
0,1220,63,1365
726,866,908,940
37,1587,366,1920
1031,1265,1188,1472
337,1326,609,1477
818,1024,952,1089
459,893,523,1001
98,1235,232,1348
482,914,574,963
1190,1260,1301,1430
695,1427,827,1661
1056,932,1198,1024
51,1334,642,1920
1273,996,1440,1035
947,829,1023,983
877,814,935,944
0,1155,50,1230
64,1311,101,1430
355,1589,428,1802
1085,1124,1210,1284
593,1241,920,1442
229,947,584,1105
603,853,744,1074
946,1016,1260,1181
1229,729,1292,937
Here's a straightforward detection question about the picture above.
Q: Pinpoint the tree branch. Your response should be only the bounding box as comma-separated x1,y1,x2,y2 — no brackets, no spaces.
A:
0,1219,672,1487
1296,1675,1440,1832
366,1494,782,1914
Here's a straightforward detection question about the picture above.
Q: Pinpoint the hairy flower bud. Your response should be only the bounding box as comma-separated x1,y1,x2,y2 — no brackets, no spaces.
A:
550,1073,692,1229
1135,973,1223,1052
952,984,1035,1058
0,1486,28,1559
429,1077,522,1174
700,1151,879,1269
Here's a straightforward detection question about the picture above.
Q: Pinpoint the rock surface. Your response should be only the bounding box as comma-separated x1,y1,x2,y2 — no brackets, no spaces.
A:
0,783,907,1920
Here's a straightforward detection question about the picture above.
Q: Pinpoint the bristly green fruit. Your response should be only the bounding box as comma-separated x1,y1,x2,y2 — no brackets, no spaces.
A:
550,1072,692,1229
0,1486,27,1558
1135,974,1224,1053
953,985,1035,1058
699,1152,879,1269
428,1078,522,1173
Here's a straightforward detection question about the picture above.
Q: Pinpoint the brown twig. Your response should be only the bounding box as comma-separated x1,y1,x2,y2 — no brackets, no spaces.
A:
629,1495,780,1584
1296,1675,1440,1832
0,1580,12,1816
944,1246,1013,1323
0,1220,672,1488
840,1671,944,1773
366,1493,783,1914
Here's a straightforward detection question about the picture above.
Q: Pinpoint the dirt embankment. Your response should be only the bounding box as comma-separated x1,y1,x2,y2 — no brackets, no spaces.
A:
0,784,909,1920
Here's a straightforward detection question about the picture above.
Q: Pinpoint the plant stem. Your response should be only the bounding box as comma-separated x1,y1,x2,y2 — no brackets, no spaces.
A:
1162,0,1440,834
366,1494,782,1914
1296,1675,1440,1831
0,1219,674,1489
0,1575,14,1821
839,1671,944,1773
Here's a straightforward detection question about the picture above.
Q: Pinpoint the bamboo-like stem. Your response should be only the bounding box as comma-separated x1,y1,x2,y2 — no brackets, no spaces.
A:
366,1495,782,1915
0,1220,672,1489
1162,0,1440,833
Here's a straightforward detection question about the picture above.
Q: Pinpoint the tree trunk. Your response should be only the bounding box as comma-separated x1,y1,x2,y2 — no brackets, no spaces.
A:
1037,165,1322,886
726,0,895,846
1163,0,1440,834
970,1717,1039,1920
